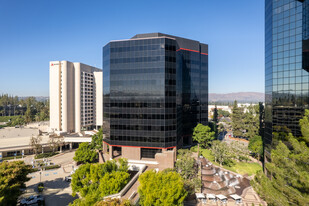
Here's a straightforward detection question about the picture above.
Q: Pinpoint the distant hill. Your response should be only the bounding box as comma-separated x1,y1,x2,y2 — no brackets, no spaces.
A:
209,92,264,103
19,96,49,102
19,93,264,104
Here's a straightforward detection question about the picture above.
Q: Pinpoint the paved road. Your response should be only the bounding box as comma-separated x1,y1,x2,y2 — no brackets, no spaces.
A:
50,150,76,166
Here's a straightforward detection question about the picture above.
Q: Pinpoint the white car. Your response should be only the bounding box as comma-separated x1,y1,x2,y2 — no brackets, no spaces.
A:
20,195,44,206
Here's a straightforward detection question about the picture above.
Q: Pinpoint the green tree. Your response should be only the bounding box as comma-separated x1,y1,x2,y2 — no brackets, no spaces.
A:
90,129,103,151
272,125,291,147
175,149,201,194
231,100,245,137
71,160,130,206
176,149,196,180
7,115,25,126
252,137,309,205
24,107,32,124
0,94,49,123
117,158,129,172
244,104,260,139
217,123,225,134
299,109,309,144
252,109,309,205
213,105,218,137
99,171,130,196
258,102,264,137
29,135,42,155
192,123,215,157
0,161,32,206
73,142,98,164
48,136,64,152
229,141,249,162
217,109,230,117
210,140,231,166
95,198,131,206
248,135,263,160
138,170,187,206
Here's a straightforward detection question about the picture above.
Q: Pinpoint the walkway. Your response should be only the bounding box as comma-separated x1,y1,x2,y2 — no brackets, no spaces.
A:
241,186,267,206
23,167,78,206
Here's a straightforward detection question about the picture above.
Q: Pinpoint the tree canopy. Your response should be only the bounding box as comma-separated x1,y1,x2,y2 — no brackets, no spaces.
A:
252,136,309,205
211,140,249,166
230,101,261,140
252,109,309,205
73,142,98,164
217,109,230,117
138,170,187,206
248,135,263,160
175,149,196,180
192,123,215,148
90,129,103,151
231,100,245,137
213,105,218,137
211,140,230,166
217,123,225,134
299,109,309,144
0,94,49,124
0,161,32,206
175,149,201,194
29,135,42,155
71,159,130,206
94,198,131,206
244,104,260,139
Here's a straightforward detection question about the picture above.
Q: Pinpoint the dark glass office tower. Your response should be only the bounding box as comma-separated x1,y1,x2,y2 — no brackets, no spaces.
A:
102,33,208,160
265,0,309,163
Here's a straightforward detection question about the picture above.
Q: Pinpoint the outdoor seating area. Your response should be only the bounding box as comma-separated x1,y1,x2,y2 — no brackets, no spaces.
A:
201,158,250,196
216,194,228,203
230,194,242,204
196,193,243,205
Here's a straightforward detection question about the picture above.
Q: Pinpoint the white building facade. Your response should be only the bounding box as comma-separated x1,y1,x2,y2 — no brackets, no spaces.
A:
49,61,103,133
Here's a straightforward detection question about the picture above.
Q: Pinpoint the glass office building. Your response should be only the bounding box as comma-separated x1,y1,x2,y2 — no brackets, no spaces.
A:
265,0,309,163
102,33,208,160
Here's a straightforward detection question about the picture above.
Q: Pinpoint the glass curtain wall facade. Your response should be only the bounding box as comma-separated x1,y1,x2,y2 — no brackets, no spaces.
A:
103,33,208,149
265,0,309,163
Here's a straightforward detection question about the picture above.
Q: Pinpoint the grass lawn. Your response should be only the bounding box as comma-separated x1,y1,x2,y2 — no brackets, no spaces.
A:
191,146,262,176
0,116,20,123
227,162,262,176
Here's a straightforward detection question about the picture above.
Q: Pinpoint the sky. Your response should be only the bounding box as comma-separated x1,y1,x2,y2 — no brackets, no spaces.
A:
0,0,264,96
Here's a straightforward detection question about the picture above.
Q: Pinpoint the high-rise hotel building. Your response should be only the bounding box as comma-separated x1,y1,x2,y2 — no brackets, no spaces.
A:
102,33,208,161
49,61,103,133
265,0,309,163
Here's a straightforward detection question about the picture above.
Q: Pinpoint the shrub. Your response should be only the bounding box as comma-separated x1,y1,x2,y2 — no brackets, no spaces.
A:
44,165,60,170
2,155,22,161
38,183,44,192
35,152,59,159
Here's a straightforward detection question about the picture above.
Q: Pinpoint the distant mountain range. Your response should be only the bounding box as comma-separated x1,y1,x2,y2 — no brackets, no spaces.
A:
209,92,264,103
19,96,49,102
20,92,265,103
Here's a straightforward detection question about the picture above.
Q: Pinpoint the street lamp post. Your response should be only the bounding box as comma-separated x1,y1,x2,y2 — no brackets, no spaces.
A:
39,168,42,183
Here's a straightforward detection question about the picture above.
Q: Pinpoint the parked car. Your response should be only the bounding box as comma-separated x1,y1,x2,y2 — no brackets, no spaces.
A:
19,195,44,206
65,175,72,182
